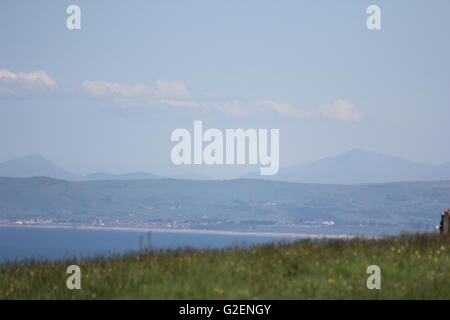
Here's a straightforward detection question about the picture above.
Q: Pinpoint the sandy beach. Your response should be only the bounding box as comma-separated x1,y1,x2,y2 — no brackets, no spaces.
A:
0,223,356,239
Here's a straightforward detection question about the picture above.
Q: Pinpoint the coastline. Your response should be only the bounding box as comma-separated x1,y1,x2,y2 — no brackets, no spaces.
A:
0,223,356,239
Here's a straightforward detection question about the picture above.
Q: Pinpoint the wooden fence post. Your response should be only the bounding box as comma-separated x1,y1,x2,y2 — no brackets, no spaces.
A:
441,209,450,237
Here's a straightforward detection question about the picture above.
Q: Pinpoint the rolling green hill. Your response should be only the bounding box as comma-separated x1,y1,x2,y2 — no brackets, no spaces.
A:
0,177,449,235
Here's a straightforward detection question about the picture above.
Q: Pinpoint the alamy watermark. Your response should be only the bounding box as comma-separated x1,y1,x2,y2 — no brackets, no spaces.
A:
66,265,81,290
66,5,81,30
366,265,381,289
367,5,381,30
170,121,279,175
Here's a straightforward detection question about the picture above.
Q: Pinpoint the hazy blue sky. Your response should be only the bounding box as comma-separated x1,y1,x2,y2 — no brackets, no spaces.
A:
0,0,449,178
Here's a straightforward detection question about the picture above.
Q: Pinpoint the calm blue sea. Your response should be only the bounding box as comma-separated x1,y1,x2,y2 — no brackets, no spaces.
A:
0,226,294,263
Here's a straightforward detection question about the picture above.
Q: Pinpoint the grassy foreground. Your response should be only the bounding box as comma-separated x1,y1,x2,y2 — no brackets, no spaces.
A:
1,233,450,299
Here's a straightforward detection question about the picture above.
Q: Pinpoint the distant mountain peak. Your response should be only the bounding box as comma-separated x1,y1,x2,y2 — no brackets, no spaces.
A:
11,153,51,162
0,154,79,180
332,148,411,163
346,147,365,153
338,148,382,157
242,149,448,184
0,154,162,181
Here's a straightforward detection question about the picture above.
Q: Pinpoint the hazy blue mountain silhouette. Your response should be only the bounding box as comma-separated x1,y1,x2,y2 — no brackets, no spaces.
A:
0,154,80,180
3,150,449,184
0,154,160,181
84,172,160,180
243,148,450,184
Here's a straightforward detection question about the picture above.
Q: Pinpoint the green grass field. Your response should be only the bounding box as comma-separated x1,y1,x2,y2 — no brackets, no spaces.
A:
1,233,449,299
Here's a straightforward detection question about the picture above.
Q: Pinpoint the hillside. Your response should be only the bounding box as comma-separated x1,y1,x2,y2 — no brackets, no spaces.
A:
84,172,160,181
1,233,449,299
0,177,448,235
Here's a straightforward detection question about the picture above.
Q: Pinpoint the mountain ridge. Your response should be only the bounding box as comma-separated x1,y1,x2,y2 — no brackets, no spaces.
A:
1,150,449,184
243,148,450,184
0,154,162,181
0,154,213,181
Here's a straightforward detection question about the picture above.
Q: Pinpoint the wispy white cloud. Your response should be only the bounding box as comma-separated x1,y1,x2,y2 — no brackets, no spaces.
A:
82,80,151,98
316,100,363,122
254,99,363,122
83,79,363,121
81,79,190,105
160,98,363,121
254,100,313,118
154,80,190,99
0,69,363,121
0,69,57,95
159,99,251,117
